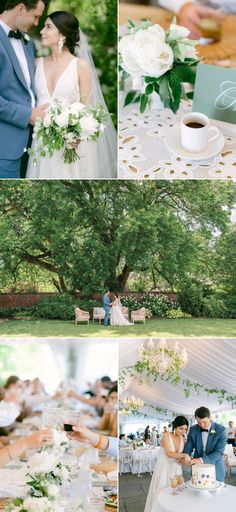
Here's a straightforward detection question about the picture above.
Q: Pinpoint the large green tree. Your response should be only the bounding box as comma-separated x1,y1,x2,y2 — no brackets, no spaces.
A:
0,181,235,294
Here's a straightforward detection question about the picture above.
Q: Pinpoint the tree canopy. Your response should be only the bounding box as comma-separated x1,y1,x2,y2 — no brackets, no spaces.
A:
0,181,235,295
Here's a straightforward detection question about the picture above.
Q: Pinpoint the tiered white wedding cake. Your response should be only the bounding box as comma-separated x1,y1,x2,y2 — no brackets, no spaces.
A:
191,464,216,489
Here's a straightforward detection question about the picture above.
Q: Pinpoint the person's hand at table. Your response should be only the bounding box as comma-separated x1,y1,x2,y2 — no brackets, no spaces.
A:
178,2,225,39
190,457,202,465
25,429,54,450
178,453,192,465
66,420,109,449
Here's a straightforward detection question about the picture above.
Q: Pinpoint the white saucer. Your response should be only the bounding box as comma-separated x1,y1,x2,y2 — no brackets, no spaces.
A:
187,481,222,492
164,124,225,160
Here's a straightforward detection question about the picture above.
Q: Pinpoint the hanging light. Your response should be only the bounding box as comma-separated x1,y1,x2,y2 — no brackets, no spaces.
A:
139,339,187,380
121,396,144,413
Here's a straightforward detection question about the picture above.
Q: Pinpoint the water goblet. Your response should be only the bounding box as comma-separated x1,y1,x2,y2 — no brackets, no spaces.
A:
170,476,178,495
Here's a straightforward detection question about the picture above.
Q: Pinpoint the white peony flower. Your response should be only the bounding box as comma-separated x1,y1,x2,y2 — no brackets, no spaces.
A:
80,115,99,134
23,496,54,512
69,102,86,115
168,23,190,41
55,111,69,128
28,452,57,474
119,24,173,78
43,113,52,128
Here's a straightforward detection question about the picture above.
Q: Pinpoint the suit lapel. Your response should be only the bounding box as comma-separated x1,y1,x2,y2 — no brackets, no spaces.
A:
0,25,30,92
196,427,203,456
205,422,215,454
22,39,35,95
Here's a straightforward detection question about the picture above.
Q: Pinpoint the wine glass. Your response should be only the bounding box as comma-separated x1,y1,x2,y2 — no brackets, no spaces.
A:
170,476,178,495
176,474,184,491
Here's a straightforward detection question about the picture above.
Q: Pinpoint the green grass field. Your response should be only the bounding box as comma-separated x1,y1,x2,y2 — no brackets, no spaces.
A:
0,318,235,338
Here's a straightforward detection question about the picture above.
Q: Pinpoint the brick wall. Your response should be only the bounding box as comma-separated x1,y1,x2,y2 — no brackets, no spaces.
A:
0,291,178,308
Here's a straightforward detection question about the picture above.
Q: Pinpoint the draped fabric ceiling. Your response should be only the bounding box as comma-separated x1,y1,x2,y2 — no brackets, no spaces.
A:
119,338,236,417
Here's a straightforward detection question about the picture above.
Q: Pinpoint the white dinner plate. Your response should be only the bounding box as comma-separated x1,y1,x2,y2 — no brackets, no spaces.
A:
164,124,225,160
187,480,222,492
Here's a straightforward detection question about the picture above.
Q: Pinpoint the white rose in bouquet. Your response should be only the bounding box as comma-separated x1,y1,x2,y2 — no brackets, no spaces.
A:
69,102,86,115
28,452,57,474
80,115,99,136
167,24,197,61
43,113,52,128
53,429,69,448
55,111,69,128
168,23,190,41
119,24,173,78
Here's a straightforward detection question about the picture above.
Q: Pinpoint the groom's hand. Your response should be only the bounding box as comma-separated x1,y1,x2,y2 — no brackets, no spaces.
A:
29,104,49,126
191,458,202,465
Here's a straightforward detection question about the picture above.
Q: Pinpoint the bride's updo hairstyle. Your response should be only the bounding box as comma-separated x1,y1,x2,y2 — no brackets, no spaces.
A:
49,11,80,55
172,416,189,431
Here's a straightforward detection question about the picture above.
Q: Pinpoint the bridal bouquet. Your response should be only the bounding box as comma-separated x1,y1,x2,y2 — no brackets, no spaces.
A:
119,19,199,113
29,100,109,164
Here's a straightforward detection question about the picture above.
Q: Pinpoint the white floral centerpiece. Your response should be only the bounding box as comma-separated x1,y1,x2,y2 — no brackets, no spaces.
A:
29,101,109,164
26,452,71,499
119,19,199,113
5,497,63,512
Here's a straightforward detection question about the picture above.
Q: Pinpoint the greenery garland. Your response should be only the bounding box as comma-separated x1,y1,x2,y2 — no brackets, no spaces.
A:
119,362,236,407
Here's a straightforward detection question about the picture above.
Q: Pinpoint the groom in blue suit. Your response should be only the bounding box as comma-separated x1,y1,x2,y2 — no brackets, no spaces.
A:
103,290,111,326
183,406,227,482
0,0,47,178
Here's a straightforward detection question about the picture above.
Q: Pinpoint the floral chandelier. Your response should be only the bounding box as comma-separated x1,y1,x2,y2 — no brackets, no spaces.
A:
121,396,144,413
138,339,188,383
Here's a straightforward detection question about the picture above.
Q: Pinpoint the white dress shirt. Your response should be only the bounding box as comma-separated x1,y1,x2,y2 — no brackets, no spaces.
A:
0,401,20,427
158,0,236,14
0,19,35,107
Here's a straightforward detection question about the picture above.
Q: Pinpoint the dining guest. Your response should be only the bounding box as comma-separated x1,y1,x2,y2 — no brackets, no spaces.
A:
67,422,118,458
119,433,128,447
158,0,231,38
99,385,118,437
227,421,236,446
0,429,53,467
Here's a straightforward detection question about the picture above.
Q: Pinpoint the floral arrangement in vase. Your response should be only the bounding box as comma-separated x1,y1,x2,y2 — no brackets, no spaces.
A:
119,19,199,113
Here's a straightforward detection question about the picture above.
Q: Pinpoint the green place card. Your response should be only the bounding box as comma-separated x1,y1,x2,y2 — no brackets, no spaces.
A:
192,63,236,124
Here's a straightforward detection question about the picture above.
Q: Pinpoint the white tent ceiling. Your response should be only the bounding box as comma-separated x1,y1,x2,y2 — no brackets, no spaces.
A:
119,338,236,416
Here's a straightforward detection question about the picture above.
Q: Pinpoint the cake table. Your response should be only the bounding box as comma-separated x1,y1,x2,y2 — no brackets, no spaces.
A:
153,483,236,512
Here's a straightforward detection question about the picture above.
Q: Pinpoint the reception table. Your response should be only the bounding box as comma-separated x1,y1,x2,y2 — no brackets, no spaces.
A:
120,446,160,474
154,483,236,512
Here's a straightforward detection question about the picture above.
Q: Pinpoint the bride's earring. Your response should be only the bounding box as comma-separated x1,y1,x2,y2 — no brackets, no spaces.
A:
58,35,65,53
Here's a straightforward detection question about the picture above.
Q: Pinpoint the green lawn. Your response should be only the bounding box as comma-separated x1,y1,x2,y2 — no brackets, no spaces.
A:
0,318,235,338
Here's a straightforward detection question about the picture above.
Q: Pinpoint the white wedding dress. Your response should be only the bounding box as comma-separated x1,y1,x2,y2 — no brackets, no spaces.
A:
144,433,184,512
26,57,95,179
110,299,132,326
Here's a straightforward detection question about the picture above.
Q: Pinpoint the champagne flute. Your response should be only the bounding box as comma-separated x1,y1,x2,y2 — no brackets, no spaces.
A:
176,474,184,491
170,476,178,495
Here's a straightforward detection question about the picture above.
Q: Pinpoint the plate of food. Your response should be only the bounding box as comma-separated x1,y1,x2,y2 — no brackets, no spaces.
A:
105,488,118,508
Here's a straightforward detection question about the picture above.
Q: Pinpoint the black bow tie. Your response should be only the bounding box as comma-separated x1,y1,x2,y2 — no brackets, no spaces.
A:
200,428,209,433
8,30,28,44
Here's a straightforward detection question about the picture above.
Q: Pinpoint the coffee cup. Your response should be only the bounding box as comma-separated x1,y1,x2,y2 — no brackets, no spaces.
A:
181,112,220,153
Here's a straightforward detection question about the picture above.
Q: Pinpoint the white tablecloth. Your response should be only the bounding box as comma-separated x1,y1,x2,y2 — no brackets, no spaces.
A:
154,483,236,512
119,97,236,179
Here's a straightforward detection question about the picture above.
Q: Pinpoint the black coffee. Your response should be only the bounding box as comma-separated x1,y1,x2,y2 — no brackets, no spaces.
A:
64,423,73,431
185,122,205,129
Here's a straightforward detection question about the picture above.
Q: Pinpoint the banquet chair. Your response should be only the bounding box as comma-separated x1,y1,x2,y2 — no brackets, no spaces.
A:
119,450,133,474
132,449,153,477
131,307,147,324
122,306,129,320
92,307,105,324
224,444,236,478
75,307,90,324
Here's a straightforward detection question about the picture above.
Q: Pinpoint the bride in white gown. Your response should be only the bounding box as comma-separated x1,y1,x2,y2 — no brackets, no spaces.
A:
110,294,132,326
26,11,116,179
144,416,190,512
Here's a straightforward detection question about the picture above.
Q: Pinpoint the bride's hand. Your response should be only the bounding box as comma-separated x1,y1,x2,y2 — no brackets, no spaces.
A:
180,453,191,463
68,140,80,149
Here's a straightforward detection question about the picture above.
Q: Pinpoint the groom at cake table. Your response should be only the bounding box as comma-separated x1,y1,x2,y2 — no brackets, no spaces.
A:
182,406,227,481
